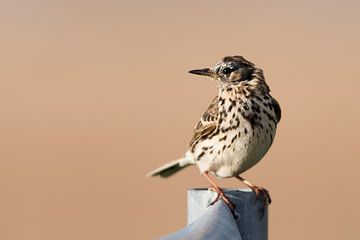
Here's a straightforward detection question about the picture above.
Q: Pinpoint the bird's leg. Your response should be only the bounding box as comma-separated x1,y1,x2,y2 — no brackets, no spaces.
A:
236,176,271,205
202,172,236,212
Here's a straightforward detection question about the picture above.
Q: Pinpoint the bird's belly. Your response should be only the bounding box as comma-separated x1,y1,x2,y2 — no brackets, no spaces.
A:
196,125,276,178
218,134,272,177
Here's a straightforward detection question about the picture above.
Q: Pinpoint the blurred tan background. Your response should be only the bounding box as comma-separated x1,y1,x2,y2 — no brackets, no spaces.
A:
1,0,359,239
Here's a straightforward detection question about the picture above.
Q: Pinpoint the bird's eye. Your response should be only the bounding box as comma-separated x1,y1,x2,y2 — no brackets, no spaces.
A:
222,67,233,74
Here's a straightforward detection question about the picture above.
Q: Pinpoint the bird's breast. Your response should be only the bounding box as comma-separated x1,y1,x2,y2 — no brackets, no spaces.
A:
194,92,278,178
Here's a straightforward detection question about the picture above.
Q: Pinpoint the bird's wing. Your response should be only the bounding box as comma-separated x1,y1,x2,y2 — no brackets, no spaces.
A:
271,97,281,123
189,96,219,150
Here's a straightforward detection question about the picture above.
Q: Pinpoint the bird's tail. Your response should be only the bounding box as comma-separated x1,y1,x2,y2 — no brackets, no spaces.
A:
147,157,194,178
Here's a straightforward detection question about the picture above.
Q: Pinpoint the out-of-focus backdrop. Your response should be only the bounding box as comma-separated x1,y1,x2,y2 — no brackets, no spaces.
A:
1,1,359,239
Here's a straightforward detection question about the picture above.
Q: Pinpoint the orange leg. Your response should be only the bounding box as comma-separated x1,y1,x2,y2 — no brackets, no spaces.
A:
236,176,271,205
202,172,236,212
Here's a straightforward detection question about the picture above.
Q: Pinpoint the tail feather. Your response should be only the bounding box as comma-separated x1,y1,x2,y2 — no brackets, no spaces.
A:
147,157,193,178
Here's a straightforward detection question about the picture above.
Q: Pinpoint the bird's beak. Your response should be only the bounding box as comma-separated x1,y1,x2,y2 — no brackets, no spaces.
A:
188,68,216,78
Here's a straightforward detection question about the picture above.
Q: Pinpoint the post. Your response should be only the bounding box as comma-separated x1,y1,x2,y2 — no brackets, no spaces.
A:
160,188,268,240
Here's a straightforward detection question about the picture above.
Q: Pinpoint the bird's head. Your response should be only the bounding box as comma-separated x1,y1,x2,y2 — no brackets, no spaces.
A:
189,55,260,87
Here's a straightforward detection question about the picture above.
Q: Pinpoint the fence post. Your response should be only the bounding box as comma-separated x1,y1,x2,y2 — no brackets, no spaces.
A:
160,188,268,240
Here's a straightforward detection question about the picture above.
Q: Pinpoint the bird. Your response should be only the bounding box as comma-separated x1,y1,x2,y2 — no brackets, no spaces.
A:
147,55,281,212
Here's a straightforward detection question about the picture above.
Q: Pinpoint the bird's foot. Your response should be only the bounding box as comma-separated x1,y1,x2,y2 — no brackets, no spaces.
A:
251,185,271,205
208,187,236,213
236,176,271,218
249,185,271,218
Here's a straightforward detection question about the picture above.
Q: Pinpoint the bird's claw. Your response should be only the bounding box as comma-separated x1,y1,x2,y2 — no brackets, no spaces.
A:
207,187,236,213
251,186,271,219
208,187,221,205
253,186,271,205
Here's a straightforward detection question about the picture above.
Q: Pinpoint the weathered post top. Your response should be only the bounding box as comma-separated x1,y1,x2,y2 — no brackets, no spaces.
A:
160,188,268,240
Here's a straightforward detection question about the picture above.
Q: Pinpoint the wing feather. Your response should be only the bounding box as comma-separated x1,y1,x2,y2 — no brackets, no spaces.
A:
189,96,219,150
271,97,281,123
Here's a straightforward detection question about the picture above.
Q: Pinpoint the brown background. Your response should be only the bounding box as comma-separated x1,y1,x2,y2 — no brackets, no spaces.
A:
1,1,359,239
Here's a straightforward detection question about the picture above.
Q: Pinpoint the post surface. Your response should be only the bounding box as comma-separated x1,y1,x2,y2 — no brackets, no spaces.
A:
188,189,268,240
160,188,268,240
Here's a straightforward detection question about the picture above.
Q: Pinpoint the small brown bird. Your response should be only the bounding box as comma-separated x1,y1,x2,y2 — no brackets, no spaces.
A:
148,56,281,211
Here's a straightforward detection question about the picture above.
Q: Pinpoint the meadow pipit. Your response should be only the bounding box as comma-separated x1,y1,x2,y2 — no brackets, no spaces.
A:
148,56,281,212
